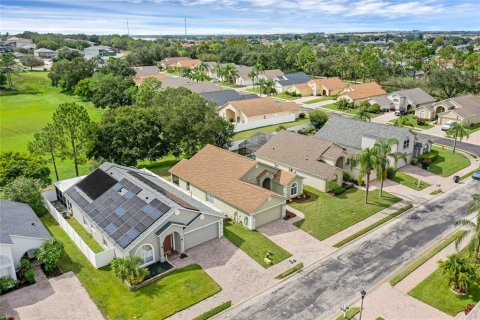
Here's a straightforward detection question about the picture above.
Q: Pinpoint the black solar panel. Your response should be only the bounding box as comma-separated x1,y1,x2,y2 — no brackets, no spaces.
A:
76,169,117,200
128,171,199,211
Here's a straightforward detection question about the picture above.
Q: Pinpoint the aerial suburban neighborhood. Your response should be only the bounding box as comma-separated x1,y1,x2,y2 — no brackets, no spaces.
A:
1,1,480,320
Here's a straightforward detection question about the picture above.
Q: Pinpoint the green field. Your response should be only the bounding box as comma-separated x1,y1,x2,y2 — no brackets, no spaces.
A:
0,72,104,180
428,146,470,177
232,117,310,140
389,171,430,191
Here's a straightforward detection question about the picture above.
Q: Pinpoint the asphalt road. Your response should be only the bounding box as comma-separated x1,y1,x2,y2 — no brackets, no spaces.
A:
223,180,480,320
417,133,480,156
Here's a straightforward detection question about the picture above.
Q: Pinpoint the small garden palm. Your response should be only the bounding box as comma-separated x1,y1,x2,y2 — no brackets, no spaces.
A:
439,253,477,294
373,138,403,197
447,122,469,154
354,105,371,122
455,194,480,260
351,147,377,203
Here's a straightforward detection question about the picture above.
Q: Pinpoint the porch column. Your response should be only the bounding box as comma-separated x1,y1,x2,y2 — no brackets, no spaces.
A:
180,236,185,254
159,237,165,262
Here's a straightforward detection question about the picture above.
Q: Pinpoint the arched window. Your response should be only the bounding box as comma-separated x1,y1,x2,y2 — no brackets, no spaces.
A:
137,244,154,265
243,216,249,227
290,182,298,197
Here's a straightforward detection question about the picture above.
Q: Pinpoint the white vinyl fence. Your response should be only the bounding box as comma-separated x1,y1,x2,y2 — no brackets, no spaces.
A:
233,114,296,132
42,190,115,269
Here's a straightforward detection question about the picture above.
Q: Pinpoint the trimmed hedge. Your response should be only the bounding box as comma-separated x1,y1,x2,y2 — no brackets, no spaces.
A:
193,301,232,320
275,262,304,279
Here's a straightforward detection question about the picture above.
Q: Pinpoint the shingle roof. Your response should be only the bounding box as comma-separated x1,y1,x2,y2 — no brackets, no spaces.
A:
0,200,51,244
262,69,284,80
224,97,299,117
235,65,253,80
132,74,170,86
256,131,347,179
447,95,480,119
177,59,201,68
276,72,311,86
134,66,160,76
315,115,412,150
369,95,393,109
343,82,386,100
169,145,285,214
160,57,190,67
199,90,258,106
309,77,348,90
391,88,436,105
35,48,55,53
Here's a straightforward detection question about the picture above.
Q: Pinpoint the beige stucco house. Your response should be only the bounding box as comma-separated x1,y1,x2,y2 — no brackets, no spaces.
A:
218,97,300,132
418,95,480,125
338,82,386,105
169,145,304,230
256,131,349,192
307,77,348,96
287,83,312,97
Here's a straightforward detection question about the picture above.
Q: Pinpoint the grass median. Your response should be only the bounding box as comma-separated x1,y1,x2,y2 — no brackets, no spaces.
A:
193,301,232,320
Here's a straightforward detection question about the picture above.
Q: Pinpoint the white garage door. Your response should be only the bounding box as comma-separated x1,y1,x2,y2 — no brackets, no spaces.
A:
184,222,219,250
255,205,283,228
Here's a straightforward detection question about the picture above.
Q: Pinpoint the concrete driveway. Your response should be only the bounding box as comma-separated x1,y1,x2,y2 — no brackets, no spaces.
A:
0,266,103,320
222,180,480,320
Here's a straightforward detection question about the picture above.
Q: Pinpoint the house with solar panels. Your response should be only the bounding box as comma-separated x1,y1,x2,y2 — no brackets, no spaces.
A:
56,163,224,266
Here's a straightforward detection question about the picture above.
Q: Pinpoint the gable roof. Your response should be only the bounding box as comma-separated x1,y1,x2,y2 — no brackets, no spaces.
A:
291,83,311,90
262,69,284,80
134,66,160,76
276,72,311,86
199,90,258,106
224,97,299,117
369,95,393,108
177,59,201,68
132,74,170,86
309,77,348,90
1,200,51,244
256,131,348,179
315,115,412,150
344,82,386,100
35,48,55,53
169,145,284,214
446,95,480,119
390,88,435,105
64,163,220,250
235,65,254,80
160,57,190,67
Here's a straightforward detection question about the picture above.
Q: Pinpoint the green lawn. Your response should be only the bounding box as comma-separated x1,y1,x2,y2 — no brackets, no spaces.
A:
335,307,360,320
318,103,382,118
304,96,334,104
40,214,221,320
389,171,430,191
193,301,232,320
428,146,471,177
275,93,300,100
223,220,291,268
465,123,480,135
333,204,413,248
390,114,434,129
291,186,401,241
409,264,480,316
66,217,104,253
275,262,304,279
0,72,104,180
137,154,181,181
390,230,466,286
218,82,244,88
232,117,310,141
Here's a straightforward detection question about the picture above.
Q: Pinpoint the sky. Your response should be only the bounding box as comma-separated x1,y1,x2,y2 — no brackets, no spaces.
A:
1,0,479,35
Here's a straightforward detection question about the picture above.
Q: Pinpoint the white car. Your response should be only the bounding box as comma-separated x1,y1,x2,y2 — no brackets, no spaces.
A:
441,120,456,131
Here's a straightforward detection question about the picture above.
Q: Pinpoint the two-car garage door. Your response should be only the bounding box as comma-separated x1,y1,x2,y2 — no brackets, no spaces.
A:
254,204,283,228
184,222,220,250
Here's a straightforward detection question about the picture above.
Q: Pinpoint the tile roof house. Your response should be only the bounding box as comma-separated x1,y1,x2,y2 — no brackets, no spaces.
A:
199,89,258,107
287,83,312,97
434,95,480,125
134,65,160,76
159,57,190,69
307,77,348,96
0,200,51,279
274,72,311,93
370,88,436,113
338,82,386,104
58,163,223,265
315,115,431,174
256,131,349,192
234,65,254,86
218,97,300,132
170,145,303,229
176,59,202,69
132,73,170,86
258,69,284,81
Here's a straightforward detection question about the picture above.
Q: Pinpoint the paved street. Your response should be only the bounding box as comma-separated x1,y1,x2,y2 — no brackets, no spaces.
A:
222,180,480,320
417,132,480,156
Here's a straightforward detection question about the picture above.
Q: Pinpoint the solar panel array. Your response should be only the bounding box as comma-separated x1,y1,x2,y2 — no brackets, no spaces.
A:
76,169,117,200
128,171,199,211
68,177,172,249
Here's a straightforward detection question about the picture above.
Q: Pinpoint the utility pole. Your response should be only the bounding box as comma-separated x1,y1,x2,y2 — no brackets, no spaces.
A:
127,19,130,36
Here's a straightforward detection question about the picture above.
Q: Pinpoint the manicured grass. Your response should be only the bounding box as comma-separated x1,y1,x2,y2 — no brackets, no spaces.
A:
461,167,479,181
193,301,232,320
66,217,104,253
336,307,360,320
275,93,300,100
137,154,181,181
389,171,430,191
232,117,310,141
430,189,443,195
275,262,304,279
465,123,480,135
409,264,480,316
390,114,434,129
303,96,334,104
333,204,413,248
428,146,470,177
218,82,244,88
389,230,466,286
0,72,104,181
318,103,382,118
40,214,221,320
223,220,291,268
291,186,401,241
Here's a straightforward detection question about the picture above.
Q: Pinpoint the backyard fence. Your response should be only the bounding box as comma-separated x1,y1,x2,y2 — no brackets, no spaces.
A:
42,190,115,269
233,114,296,132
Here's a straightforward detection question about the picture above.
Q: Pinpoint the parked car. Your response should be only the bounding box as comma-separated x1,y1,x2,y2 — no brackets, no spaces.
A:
472,169,480,180
395,109,407,116
441,120,456,131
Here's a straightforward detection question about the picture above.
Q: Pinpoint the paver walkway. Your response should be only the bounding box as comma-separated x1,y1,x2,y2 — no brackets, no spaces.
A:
0,266,103,320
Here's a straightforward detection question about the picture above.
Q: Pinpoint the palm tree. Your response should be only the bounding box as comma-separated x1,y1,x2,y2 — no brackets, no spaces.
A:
373,138,405,197
389,149,407,170
179,67,192,80
111,256,149,286
258,78,276,96
455,194,480,260
195,61,208,73
447,122,469,154
223,64,238,84
439,253,477,294
213,63,224,81
351,147,377,204
354,105,371,122
248,69,258,91
191,70,210,82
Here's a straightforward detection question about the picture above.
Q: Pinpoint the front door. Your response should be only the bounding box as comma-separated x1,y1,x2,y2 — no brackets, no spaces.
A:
163,234,172,253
